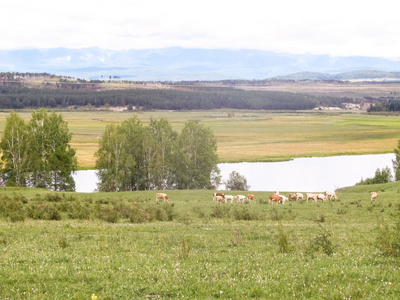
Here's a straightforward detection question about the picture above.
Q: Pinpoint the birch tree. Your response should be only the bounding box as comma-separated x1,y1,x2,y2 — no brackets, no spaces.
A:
0,111,28,186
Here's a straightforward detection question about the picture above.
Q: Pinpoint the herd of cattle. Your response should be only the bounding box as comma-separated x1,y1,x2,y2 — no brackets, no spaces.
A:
156,191,379,203
212,191,339,204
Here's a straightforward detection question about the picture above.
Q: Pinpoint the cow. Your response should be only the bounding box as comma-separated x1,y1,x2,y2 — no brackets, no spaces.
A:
237,195,246,203
247,194,256,202
289,193,298,201
274,191,279,196
213,192,225,202
269,194,283,204
279,195,288,204
156,193,169,202
224,195,236,203
317,194,327,202
306,193,318,202
214,196,225,203
370,192,379,201
296,193,304,201
325,190,338,200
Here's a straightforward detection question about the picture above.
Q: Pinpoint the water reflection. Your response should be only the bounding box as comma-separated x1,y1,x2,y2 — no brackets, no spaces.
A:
72,154,395,193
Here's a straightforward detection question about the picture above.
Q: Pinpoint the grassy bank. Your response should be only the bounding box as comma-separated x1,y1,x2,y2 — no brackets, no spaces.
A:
0,184,400,299
0,110,399,168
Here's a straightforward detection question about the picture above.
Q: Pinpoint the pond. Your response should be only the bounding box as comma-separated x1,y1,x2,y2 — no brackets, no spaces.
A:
72,153,395,193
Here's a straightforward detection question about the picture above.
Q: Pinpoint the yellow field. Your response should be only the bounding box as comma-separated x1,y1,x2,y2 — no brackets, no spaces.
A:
0,110,399,168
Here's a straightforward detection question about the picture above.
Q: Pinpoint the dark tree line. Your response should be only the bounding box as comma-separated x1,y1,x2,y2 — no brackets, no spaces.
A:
0,85,345,110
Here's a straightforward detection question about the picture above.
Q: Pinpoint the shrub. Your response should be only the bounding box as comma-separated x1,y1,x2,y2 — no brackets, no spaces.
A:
269,208,282,221
357,166,393,185
233,207,259,221
224,171,250,190
376,218,400,257
276,228,291,253
231,228,243,246
211,205,230,218
307,226,335,256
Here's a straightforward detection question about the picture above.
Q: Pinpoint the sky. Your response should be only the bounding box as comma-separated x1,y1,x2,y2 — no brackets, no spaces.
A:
1,0,399,58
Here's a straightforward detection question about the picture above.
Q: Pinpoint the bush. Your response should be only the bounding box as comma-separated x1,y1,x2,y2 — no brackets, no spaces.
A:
357,166,393,185
376,218,400,257
307,226,335,256
233,207,259,221
211,205,230,218
224,171,250,190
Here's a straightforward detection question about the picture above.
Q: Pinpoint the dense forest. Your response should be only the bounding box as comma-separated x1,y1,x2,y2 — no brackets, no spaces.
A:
0,85,347,110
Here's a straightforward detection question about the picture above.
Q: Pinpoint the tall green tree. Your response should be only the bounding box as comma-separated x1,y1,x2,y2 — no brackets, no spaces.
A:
0,109,77,191
95,117,220,191
0,111,29,186
174,121,220,189
95,117,144,191
145,118,177,189
45,111,77,191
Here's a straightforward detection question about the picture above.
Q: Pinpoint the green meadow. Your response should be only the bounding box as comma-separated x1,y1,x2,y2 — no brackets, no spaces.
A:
1,109,400,299
0,110,399,168
1,183,400,299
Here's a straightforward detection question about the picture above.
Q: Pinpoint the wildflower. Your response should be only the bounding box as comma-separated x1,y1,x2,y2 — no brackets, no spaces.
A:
92,294,98,300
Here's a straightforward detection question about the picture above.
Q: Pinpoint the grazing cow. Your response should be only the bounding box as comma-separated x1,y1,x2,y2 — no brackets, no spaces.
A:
296,193,304,201
269,194,283,204
224,195,236,203
317,194,327,202
156,193,169,202
325,190,338,200
306,193,318,202
237,195,246,203
279,195,288,204
247,194,256,201
274,191,279,196
370,192,379,201
289,193,298,201
215,196,225,203
213,192,225,202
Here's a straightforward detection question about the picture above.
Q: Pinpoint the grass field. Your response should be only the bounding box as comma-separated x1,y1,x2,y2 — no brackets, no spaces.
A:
1,183,400,299
0,109,399,168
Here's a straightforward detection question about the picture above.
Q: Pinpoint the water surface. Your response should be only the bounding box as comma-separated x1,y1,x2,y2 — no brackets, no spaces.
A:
72,153,395,193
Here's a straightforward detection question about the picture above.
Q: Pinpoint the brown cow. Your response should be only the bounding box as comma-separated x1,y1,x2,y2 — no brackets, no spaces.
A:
289,193,298,201
247,194,256,201
269,194,283,204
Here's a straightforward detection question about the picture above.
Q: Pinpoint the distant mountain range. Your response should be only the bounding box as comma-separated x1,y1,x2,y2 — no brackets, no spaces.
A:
1,47,400,81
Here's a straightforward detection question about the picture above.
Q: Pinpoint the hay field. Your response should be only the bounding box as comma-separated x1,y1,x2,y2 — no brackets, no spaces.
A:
0,110,399,167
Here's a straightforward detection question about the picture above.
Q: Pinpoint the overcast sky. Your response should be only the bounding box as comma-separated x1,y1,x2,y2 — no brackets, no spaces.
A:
1,0,398,58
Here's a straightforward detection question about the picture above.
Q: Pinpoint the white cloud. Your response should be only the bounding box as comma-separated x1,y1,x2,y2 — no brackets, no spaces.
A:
1,0,399,58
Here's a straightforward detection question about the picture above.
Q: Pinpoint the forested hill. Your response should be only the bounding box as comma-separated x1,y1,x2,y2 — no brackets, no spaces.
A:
0,84,344,110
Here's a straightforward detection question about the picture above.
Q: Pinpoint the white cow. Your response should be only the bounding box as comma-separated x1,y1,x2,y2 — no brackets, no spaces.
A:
370,192,379,201
325,190,338,200
279,195,288,204
236,195,246,203
317,194,327,202
224,195,236,203
306,193,318,202
296,193,304,201
215,196,225,203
